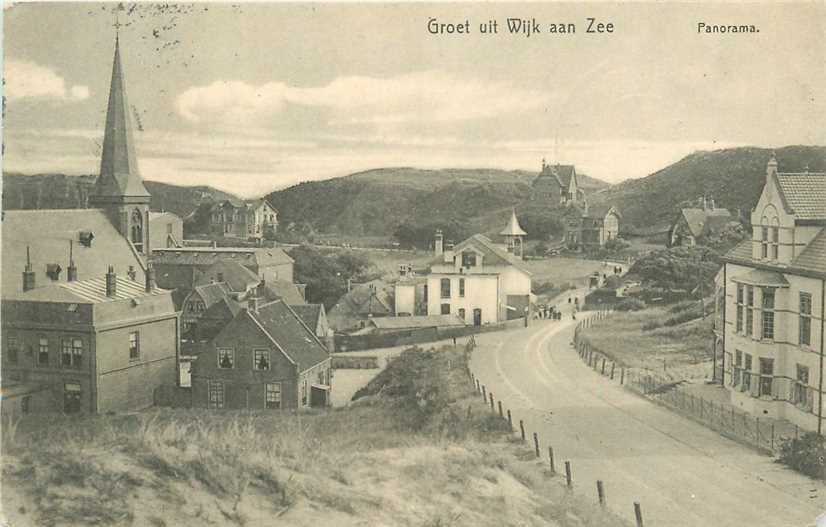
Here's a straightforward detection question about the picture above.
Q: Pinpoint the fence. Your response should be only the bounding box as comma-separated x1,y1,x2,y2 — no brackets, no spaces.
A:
573,315,800,455
331,355,380,369
466,343,648,527
335,317,527,352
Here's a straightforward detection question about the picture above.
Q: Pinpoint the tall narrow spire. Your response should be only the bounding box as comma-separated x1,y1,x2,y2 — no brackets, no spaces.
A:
91,36,150,201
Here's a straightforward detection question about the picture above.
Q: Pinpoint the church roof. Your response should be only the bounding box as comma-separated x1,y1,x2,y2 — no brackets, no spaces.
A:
92,37,150,200
2,209,146,299
775,172,826,221
500,209,527,236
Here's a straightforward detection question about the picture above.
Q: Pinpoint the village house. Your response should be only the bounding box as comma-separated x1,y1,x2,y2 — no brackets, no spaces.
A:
668,197,738,247
190,298,331,410
719,155,826,432
1,267,179,417
148,211,183,250
425,218,533,325
327,280,395,332
564,203,622,249
209,198,278,241
152,246,295,287
531,159,585,206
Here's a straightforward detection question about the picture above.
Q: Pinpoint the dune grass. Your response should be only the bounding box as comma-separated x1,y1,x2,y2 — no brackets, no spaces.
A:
2,346,630,527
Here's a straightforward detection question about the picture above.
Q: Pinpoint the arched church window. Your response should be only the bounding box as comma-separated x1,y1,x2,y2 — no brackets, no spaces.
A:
131,209,144,253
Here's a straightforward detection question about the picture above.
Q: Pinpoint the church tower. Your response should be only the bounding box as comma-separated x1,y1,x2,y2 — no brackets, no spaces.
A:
88,36,152,254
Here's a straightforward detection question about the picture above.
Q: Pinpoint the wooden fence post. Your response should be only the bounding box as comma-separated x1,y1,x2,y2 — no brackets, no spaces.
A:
498,400,504,418
634,502,644,527
507,409,513,430
756,417,760,448
482,385,486,401
476,379,480,392
533,432,540,458
565,461,572,488
597,480,606,506
601,358,606,375
548,447,556,474
621,368,625,385
489,392,495,412
771,423,775,451
520,420,526,442
610,363,616,380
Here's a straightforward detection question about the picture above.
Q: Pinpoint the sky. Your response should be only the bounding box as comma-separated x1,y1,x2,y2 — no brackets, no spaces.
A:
3,2,825,197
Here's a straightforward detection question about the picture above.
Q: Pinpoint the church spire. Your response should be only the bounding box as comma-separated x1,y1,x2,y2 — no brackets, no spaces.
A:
91,36,150,201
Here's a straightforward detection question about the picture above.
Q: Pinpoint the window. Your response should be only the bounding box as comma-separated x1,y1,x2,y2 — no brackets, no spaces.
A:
38,338,49,366
458,308,466,321
742,354,752,392
761,226,768,259
459,278,465,298
759,358,774,397
461,252,477,268
736,284,744,333
800,292,812,346
745,286,754,336
733,350,743,387
266,383,281,409
761,288,775,340
208,381,224,409
770,227,779,260
254,349,270,371
62,338,83,368
218,348,234,369
440,278,451,299
795,364,810,407
441,304,451,315
6,337,19,365
129,331,140,360
131,208,144,253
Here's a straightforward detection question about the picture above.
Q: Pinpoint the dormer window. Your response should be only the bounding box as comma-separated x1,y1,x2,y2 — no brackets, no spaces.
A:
461,252,477,268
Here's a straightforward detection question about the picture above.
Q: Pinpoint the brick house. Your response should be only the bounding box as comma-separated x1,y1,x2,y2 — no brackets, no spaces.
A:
531,159,584,206
1,269,179,416
191,298,331,410
209,199,278,241
719,155,826,432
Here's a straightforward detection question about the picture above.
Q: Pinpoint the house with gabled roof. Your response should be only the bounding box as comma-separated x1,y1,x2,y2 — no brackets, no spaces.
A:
565,202,622,249
719,155,826,432
327,279,395,332
209,198,278,241
426,218,533,325
668,196,738,247
152,245,294,285
531,159,584,206
191,298,331,410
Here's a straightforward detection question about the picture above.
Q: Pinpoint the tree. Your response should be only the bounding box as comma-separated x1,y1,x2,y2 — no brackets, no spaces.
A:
288,245,371,310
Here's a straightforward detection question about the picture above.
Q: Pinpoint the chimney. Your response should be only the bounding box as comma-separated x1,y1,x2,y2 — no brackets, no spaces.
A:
145,263,156,292
22,246,36,292
257,279,266,298
67,240,78,282
766,153,778,183
247,294,259,313
212,240,218,249
105,266,117,297
434,229,444,256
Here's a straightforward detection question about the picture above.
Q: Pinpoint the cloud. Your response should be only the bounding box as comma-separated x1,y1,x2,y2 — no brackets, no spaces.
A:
176,71,550,128
4,60,89,101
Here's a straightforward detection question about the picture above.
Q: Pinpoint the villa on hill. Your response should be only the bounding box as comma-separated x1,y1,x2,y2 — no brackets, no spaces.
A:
531,159,585,206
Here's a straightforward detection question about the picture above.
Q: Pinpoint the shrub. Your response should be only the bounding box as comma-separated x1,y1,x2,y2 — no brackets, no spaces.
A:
778,432,826,480
615,298,645,311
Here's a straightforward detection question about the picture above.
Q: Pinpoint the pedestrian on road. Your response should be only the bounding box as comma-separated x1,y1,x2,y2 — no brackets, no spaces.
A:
452,337,457,346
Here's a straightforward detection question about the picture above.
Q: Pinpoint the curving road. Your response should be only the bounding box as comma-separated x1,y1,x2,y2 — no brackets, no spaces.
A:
469,315,826,527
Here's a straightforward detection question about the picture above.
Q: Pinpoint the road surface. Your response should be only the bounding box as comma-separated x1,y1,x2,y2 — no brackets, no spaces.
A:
470,315,826,527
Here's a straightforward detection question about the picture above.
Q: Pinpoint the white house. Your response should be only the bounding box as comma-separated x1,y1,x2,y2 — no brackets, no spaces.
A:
424,226,533,325
720,155,826,432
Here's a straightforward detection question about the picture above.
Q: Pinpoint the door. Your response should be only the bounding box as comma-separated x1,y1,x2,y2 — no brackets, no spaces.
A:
473,308,482,326
64,383,82,414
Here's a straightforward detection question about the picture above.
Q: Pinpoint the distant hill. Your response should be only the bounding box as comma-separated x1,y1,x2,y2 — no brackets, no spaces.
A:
1,173,238,219
264,167,609,238
588,145,826,231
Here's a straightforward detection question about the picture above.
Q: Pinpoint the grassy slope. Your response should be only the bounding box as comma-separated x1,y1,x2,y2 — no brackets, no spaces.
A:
2,347,629,527
1,173,237,219
265,168,610,238
579,303,714,381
